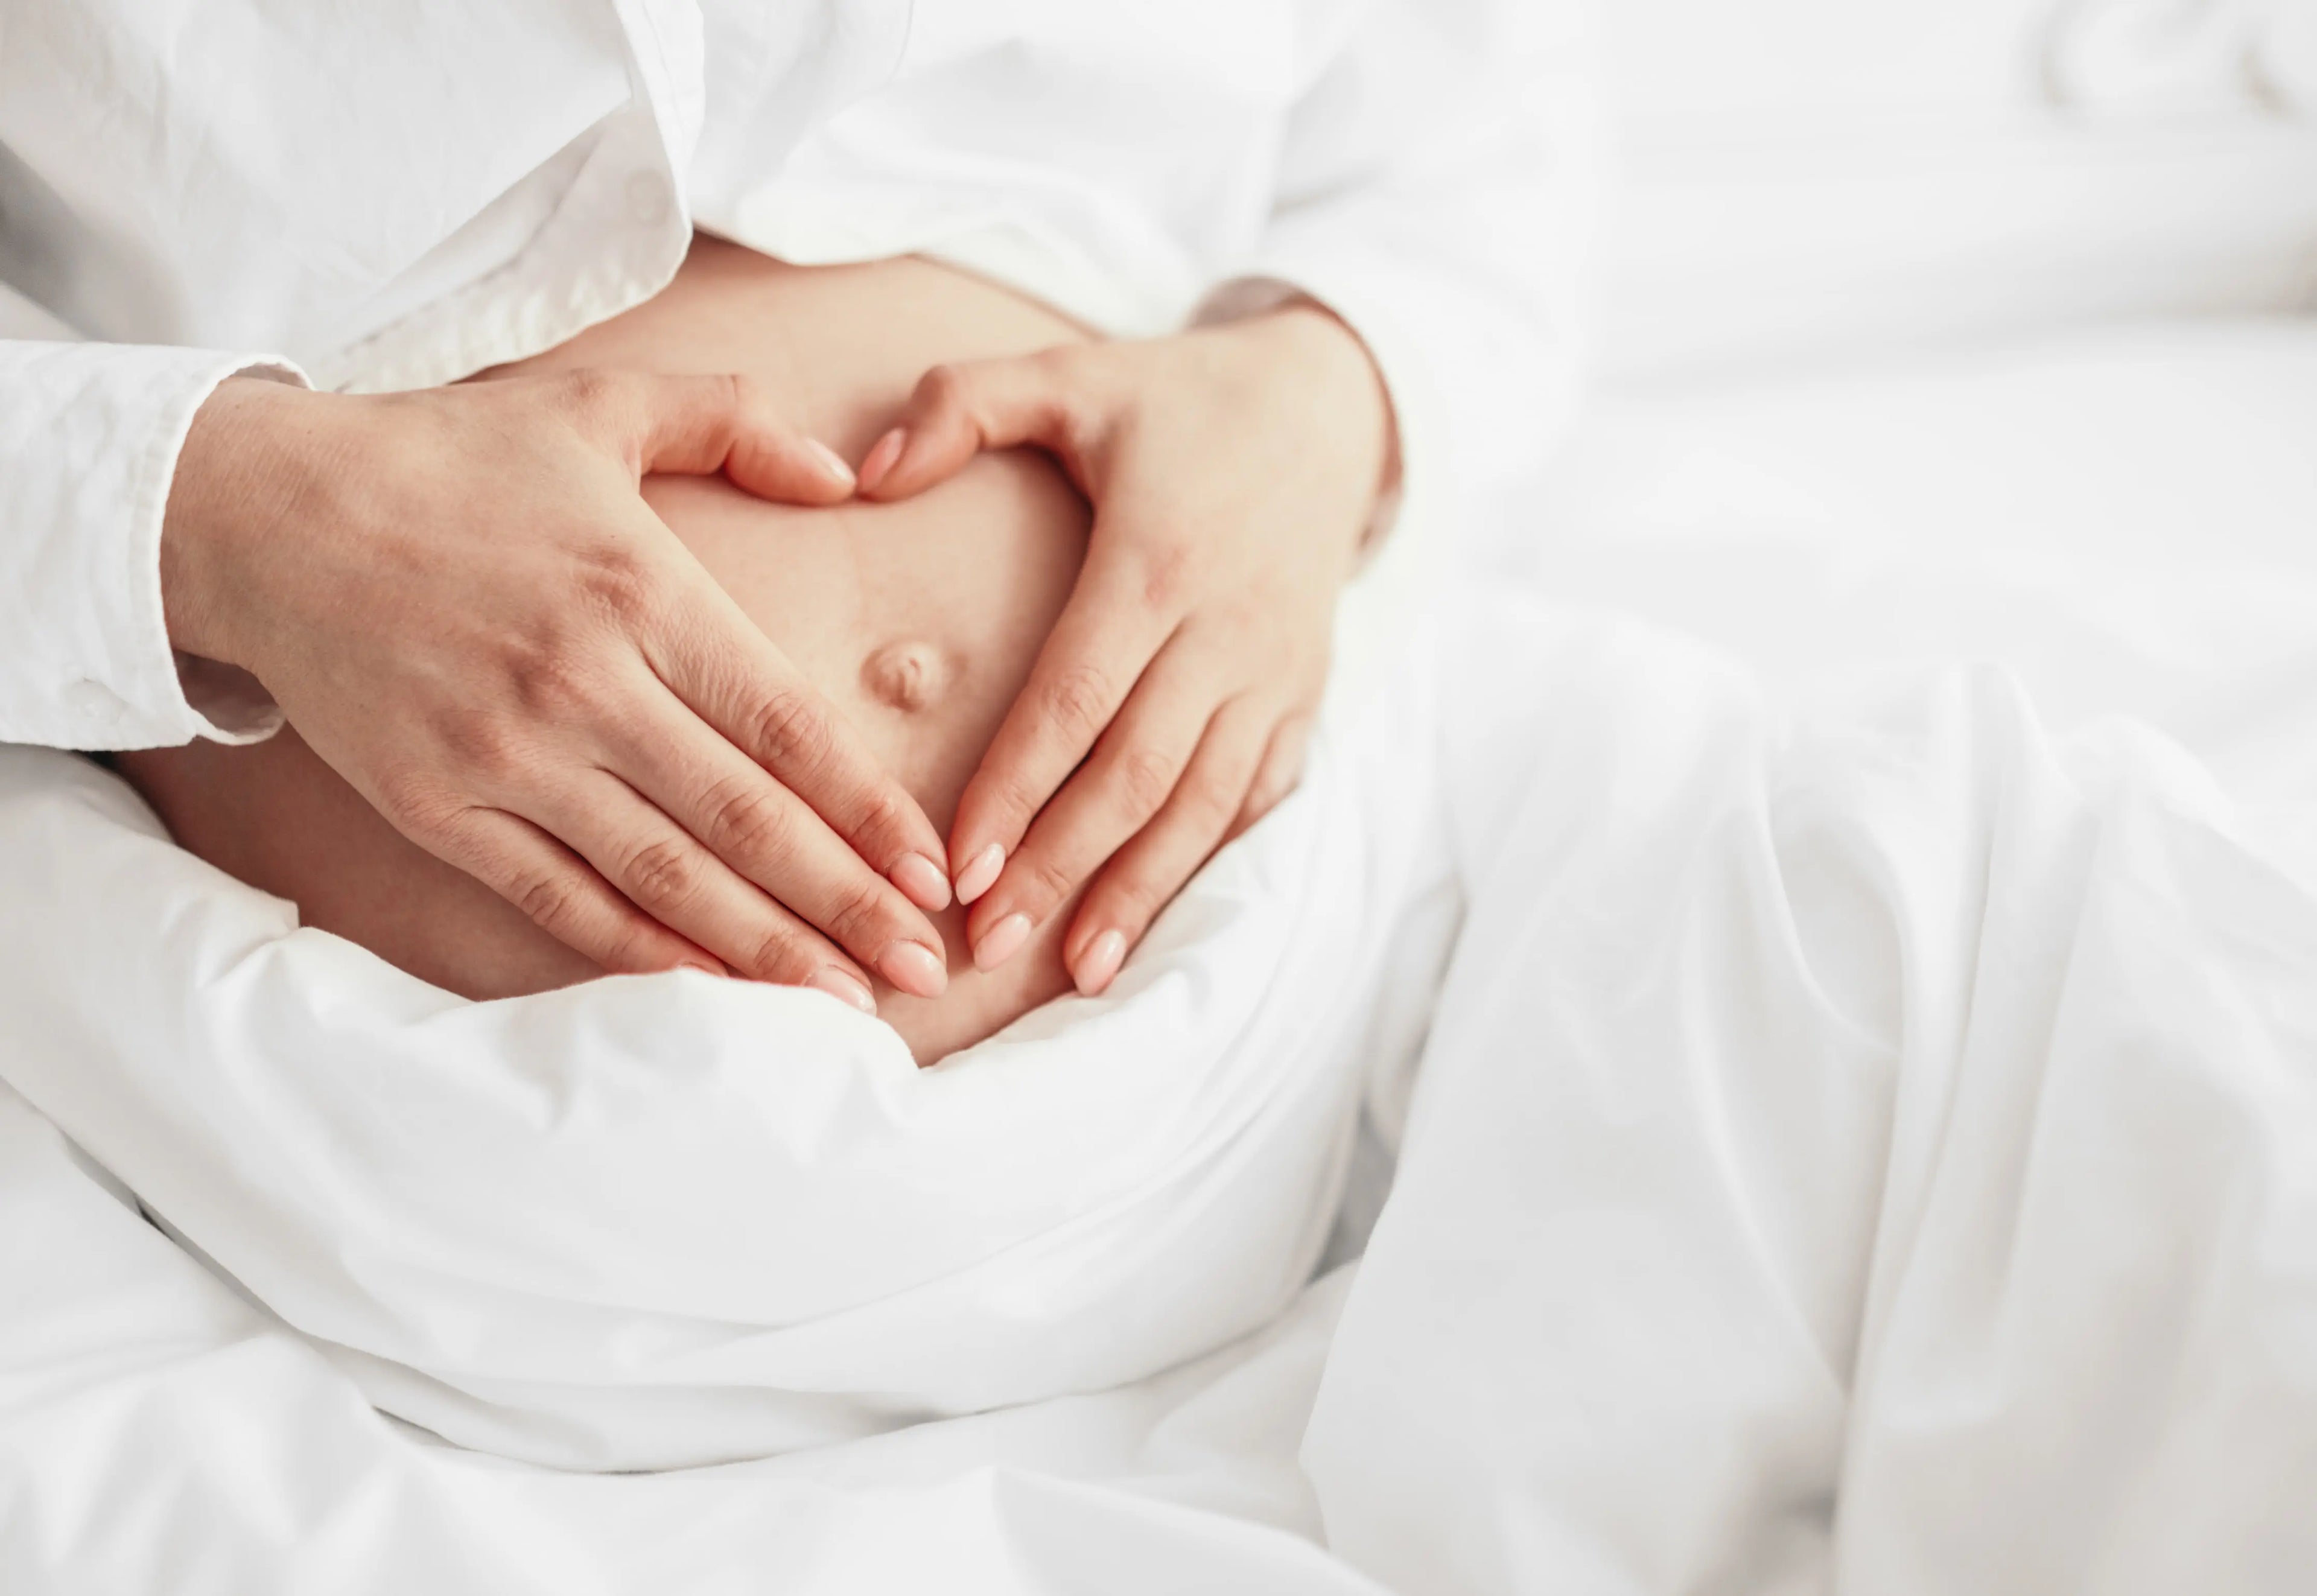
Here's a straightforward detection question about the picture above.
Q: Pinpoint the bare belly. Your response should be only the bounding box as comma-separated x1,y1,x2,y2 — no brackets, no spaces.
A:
118,240,1093,1064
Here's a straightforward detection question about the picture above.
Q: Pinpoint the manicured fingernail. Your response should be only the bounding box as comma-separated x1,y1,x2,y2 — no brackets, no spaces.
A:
972,912,1032,972
1073,929,1127,996
857,427,907,493
806,967,877,1014
891,852,952,912
676,960,726,979
807,438,856,490
954,843,1004,905
879,939,948,998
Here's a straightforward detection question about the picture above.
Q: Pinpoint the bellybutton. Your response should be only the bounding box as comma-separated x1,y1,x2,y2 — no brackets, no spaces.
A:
862,641,949,713
623,170,670,229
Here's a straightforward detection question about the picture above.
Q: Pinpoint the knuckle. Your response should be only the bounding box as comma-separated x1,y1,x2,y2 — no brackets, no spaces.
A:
573,544,661,629
1097,860,1174,929
1114,744,1179,821
1019,850,1079,911
512,869,582,937
1038,660,1114,743
985,770,1049,836
554,366,619,421
621,835,698,912
849,784,912,854
701,777,795,863
745,688,836,777
591,919,665,974
503,641,606,719
1200,761,1257,826
1183,767,1245,827
819,879,894,953
743,926,819,986
432,705,527,784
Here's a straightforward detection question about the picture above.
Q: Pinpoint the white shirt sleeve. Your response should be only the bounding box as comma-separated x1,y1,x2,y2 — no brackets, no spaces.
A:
0,340,307,751
1197,0,1601,527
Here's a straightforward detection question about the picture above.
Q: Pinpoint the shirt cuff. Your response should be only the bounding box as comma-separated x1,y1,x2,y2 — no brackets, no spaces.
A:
0,344,306,750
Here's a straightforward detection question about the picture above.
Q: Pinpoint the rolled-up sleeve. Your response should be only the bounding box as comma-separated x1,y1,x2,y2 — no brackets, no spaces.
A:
1200,0,1601,531
0,340,306,750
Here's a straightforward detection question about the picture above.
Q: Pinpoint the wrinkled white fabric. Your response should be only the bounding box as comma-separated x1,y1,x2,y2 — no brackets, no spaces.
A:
0,0,1592,749
0,612,1457,1472
0,345,308,748
4,582,2317,1589
0,1083,1383,1594
1305,603,2317,1593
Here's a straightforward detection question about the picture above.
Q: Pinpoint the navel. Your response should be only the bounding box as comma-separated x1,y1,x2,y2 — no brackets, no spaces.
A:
861,640,950,712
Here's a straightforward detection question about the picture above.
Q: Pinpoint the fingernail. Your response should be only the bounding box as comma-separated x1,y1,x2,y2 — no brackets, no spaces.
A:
1073,929,1127,996
676,960,726,979
807,438,856,491
954,843,1004,905
891,852,952,912
879,939,948,998
972,912,1032,973
857,427,907,494
806,967,877,1014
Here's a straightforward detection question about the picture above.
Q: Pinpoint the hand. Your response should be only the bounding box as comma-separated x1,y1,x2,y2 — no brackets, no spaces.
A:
161,369,956,1011
854,304,1393,996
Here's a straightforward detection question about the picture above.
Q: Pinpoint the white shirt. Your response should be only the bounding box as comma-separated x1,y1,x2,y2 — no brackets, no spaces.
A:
0,0,1594,750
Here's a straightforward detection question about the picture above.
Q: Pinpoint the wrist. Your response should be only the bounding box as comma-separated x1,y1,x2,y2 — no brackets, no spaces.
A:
160,376,323,668
1230,302,1399,516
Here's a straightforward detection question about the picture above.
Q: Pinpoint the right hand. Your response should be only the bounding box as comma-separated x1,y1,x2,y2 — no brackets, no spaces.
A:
158,369,954,1013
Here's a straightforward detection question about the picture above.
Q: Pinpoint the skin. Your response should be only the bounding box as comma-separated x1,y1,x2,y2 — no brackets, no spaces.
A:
142,236,1391,1036
124,250,1096,1064
858,304,1395,996
158,288,958,1013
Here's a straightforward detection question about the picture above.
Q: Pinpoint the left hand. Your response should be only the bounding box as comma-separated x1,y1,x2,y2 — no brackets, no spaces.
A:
854,303,1394,995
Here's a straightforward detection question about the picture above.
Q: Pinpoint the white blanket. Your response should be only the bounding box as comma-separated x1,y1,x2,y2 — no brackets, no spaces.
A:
0,631,1455,1474
6,587,2315,1591
7,398,2317,1586
1309,605,2317,1592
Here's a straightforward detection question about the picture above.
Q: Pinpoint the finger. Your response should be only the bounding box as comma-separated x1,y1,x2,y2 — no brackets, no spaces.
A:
945,542,1180,908
960,638,1221,971
1062,699,1275,996
528,768,897,1012
564,368,860,505
640,570,954,913
1226,710,1314,842
428,804,725,979
600,684,950,998
854,349,1093,501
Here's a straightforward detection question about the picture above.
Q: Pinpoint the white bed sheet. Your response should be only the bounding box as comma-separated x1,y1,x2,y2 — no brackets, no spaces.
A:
4,317,2316,1594
1511,317,2317,768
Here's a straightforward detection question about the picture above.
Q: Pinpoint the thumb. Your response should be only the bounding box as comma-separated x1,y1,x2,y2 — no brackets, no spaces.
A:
605,370,859,506
854,350,1095,502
